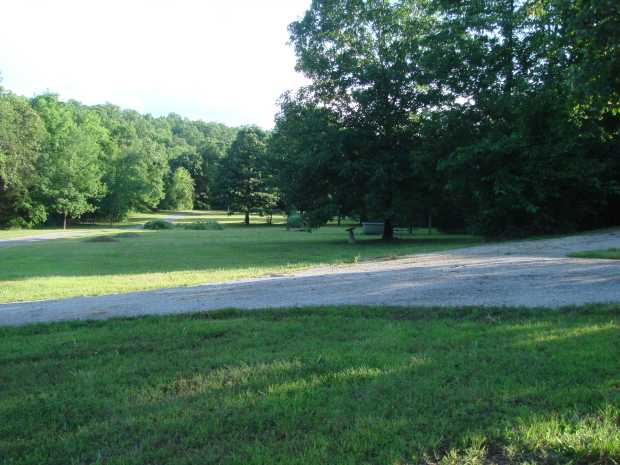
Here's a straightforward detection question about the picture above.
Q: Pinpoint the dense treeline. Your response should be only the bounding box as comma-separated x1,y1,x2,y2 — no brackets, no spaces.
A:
272,0,620,238
0,89,237,227
1,0,619,237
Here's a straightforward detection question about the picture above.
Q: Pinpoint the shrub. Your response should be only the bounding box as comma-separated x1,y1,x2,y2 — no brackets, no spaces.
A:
287,212,305,229
181,220,223,231
143,220,174,230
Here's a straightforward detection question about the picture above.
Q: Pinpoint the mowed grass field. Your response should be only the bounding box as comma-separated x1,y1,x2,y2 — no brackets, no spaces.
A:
1,305,619,465
0,211,480,303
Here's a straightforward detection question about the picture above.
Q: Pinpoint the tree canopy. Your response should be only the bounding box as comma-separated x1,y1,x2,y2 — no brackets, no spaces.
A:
0,0,618,237
274,0,620,238
216,127,277,225
0,88,238,227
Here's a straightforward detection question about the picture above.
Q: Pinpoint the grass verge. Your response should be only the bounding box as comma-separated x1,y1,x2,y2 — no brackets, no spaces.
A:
569,248,620,260
1,305,619,465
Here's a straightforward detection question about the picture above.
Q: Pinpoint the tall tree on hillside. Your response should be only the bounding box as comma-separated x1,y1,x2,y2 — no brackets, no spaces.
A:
216,127,276,225
32,94,106,229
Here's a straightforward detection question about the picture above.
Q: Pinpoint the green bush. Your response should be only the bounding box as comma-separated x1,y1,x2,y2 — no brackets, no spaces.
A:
287,212,305,229
143,220,174,230
181,220,223,231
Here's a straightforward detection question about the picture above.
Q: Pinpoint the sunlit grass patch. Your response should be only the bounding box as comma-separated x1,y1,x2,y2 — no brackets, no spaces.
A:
0,214,481,303
1,305,618,464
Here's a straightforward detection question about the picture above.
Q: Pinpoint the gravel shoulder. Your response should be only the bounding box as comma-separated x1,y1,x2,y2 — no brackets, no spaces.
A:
0,214,188,247
0,230,94,247
1,229,619,326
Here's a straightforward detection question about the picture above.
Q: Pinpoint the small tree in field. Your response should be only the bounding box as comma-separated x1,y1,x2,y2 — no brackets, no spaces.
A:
216,127,274,225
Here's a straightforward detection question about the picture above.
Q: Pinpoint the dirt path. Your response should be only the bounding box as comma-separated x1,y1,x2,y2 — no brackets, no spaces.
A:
0,230,95,247
1,230,619,326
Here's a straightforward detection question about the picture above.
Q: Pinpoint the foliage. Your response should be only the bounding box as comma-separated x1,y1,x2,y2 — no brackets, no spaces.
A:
163,167,194,211
0,93,237,227
143,219,174,230
271,0,620,237
286,211,305,229
181,220,223,230
0,90,47,227
215,127,278,225
31,95,106,227
1,305,619,464
271,98,351,228
1,0,619,236
284,0,433,239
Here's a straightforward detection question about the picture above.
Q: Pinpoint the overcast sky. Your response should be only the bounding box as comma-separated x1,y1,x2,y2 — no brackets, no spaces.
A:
0,0,311,128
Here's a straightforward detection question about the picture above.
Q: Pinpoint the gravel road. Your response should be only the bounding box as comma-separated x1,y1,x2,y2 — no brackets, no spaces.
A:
1,230,619,326
0,214,187,247
0,230,93,247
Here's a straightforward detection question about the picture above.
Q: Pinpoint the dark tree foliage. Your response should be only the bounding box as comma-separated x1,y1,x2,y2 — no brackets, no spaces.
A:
286,0,433,239
215,127,277,225
272,0,620,237
1,0,618,236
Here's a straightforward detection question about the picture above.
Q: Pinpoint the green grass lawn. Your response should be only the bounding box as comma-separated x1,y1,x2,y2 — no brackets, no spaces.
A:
0,212,480,303
569,248,620,260
1,305,618,465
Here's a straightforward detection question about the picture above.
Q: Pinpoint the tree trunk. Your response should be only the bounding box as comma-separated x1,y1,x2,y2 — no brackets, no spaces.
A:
427,210,433,235
337,214,341,226
382,219,394,241
244,211,250,225
347,228,356,244
63,212,67,230
503,0,515,95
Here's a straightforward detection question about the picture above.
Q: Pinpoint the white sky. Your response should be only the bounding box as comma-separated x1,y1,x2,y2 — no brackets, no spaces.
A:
0,0,311,128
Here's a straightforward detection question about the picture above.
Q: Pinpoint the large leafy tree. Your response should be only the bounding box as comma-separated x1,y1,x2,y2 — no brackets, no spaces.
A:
162,167,194,210
94,105,169,220
216,127,276,225
0,89,47,227
426,0,620,234
32,95,106,228
288,0,433,239
99,138,168,220
270,95,362,226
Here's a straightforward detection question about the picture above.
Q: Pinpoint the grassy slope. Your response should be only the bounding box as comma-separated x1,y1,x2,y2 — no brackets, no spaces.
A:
0,214,479,303
1,305,619,465
570,248,620,260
